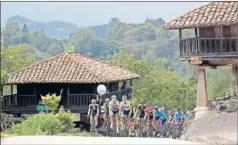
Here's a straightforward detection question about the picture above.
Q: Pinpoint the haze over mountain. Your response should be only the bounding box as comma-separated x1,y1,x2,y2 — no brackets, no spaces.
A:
1,2,209,27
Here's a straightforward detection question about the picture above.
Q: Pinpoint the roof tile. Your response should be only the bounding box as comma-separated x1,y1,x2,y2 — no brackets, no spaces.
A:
162,1,238,29
7,52,140,84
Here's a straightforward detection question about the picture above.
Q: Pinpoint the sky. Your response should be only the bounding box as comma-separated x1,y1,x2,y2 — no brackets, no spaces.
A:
1,1,210,27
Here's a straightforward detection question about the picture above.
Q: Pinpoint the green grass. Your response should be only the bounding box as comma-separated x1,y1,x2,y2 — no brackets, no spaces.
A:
1,132,14,138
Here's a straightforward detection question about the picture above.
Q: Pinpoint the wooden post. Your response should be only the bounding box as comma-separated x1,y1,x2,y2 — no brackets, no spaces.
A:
195,28,198,38
10,85,13,95
196,68,212,107
34,87,36,105
67,84,70,108
179,29,182,57
232,65,238,95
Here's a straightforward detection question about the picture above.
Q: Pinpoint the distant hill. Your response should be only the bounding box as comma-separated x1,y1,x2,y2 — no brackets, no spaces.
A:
7,15,78,39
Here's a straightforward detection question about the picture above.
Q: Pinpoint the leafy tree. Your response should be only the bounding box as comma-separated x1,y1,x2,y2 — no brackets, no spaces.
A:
110,49,196,111
1,45,36,73
22,23,29,33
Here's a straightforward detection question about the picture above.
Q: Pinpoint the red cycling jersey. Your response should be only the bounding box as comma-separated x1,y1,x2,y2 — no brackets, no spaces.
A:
144,106,153,115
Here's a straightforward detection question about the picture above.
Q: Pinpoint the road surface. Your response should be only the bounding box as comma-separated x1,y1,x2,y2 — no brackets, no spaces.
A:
2,136,207,145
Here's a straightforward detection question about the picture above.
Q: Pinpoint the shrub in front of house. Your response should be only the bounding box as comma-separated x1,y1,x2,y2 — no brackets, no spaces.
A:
55,106,75,132
9,113,64,135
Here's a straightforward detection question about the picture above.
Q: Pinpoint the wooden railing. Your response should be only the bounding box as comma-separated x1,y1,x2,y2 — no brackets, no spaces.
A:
101,88,132,102
68,88,132,107
2,94,36,108
180,37,238,58
68,94,96,107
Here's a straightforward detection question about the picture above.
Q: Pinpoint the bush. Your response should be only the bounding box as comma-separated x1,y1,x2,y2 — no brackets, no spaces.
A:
9,113,64,135
41,93,61,112
55,106,75,131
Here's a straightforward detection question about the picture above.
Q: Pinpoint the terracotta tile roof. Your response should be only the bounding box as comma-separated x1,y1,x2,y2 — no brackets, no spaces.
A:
7,52,140,84
162,1,238,29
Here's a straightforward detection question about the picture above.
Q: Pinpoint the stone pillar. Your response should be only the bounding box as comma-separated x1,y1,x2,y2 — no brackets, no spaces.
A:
196,68,211,107
194,68,212,120
232,64,238,95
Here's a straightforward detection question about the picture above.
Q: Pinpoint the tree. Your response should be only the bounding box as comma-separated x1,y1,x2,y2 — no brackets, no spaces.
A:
1,45,36,73
22,23,29,33
109,17,121,25
110,49,196,110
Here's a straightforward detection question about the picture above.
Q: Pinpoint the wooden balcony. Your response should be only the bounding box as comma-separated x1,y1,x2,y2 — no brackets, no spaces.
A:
180,37,238,60
2,94,37,113
2,88,132,114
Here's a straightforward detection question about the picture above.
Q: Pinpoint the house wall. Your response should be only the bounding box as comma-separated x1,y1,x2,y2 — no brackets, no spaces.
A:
230,24,238,37
199,25,238,38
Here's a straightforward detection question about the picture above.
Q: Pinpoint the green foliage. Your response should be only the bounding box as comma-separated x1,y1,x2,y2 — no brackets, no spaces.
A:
55,106,75,131
207,67,232,100
110,49,196,110
1,45,36,73
22,24,29,33
9,113,64,135
41,93,62,112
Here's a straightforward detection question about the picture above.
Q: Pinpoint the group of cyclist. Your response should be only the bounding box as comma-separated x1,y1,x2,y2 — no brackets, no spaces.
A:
87,94,192,137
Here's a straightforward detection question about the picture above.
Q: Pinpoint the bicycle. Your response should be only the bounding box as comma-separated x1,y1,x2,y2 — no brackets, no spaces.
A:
172,122,181,139
90,116,97,137
152,119,162,138
145,120,153,137
110,114,120,137
166,123,174,138
103,115,111,137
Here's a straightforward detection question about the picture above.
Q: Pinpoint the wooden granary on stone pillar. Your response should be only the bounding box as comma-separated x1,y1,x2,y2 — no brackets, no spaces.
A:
162,1,238,109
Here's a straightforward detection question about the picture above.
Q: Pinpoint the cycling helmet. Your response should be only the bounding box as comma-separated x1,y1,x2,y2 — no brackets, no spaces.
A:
105,98,110,102
111,95,117,101
122,95,127,101
154,106,158,110
91,99,96,104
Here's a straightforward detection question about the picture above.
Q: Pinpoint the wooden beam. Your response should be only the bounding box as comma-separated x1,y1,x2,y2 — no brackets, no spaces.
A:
11,85,13,95
209,59,238,65
189,65,217,70
195,28,198,38
67,85,70,108
179,29,182,40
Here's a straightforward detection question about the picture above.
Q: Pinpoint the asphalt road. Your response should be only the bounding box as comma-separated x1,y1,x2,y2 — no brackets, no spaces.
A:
2,136,207,145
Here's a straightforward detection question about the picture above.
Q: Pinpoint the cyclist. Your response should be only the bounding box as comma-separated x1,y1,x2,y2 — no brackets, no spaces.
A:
87,99,99,130
159,107,168,137
144,103,154,136
174,108,185,136
174,108,185,125
109,95,120,133
166,109,175,137
153,106,160,132
119,95,132,131
103,98,110,128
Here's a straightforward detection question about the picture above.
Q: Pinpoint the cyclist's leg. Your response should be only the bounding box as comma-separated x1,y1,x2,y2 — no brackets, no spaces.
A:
95,115,98,128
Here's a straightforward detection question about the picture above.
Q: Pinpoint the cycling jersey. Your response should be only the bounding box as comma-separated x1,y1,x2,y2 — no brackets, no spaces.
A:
145,106,153,115
88,104,98,116
168,113,174,123
155,111,167,120
120,100,131,111
104,103,109,113
109,100,120,116
174,111,185,123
